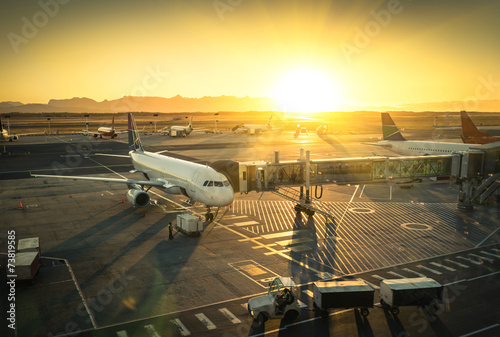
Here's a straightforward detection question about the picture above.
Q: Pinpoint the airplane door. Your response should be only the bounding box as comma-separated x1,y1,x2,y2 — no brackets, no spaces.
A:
190,171,200,193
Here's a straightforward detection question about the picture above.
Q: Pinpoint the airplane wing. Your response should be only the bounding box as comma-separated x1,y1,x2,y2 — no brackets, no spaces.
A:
31,173,169,188
82,130,101,136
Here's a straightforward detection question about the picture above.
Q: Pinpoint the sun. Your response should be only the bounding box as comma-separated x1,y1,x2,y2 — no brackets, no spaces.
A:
271,68,341,113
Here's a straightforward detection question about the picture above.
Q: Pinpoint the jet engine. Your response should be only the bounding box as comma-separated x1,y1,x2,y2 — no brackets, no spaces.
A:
10,135,19,142
125,187,150,208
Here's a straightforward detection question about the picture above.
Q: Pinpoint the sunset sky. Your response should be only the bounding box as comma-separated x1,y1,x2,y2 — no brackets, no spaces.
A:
1,0,499,111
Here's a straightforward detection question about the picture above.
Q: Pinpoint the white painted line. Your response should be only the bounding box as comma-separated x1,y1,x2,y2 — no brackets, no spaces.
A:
371,274,385,280
297,299,308,308
456,256,481,265
241,303,248,310
226,215,248,220
219,308,241,324
459,323,500,337
144,324,161,337
303,290,314,298
469,253,494,263
492,248,500,253
445,259,469,268
360,279,380,290
417,265,442,275
171,319,191,336
402,268,426,277
475,227,500,248
195,313,216,330
116,331,128,337
387,271,406,278
235,221,260,226
467,270,500,282
430,262,456,272
480,250,500,258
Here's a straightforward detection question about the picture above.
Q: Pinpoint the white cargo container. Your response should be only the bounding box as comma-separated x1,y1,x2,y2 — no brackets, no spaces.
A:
380,277,443,315
18,237,41,255
14,251,40,283
176,213,203,236
313,280,374,318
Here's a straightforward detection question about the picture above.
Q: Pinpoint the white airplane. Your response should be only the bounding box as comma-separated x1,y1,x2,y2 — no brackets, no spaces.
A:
159,116,195,137
33,113,234,220
232,115,275,135
375,113,495,155
1,114,45,141
83,115,126,138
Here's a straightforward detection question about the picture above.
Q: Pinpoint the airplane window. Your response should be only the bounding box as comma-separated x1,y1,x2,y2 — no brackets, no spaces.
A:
215,181,223,187
223,180,230,186
203,181,208,186
208,181,213,186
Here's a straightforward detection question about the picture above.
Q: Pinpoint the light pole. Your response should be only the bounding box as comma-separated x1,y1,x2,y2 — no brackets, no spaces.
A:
154,114,158,132
47,118,51,134
214,112,219,132
4,115,10,133
84,114,89,131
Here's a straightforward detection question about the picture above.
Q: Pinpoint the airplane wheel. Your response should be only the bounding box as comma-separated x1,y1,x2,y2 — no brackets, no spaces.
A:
284,309,299,321
360,308,369,317
391,307,400,316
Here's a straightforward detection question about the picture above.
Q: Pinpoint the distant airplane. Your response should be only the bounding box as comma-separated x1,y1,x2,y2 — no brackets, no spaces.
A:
83,115,126,138
232,115,275,135
159,115,195,137
460,111,500,144
1,114,45,141
33,113,234,220
316,123,328,135
374,113,487,155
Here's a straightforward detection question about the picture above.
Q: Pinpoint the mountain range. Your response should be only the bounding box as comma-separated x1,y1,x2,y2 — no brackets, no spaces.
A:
0,96,499,113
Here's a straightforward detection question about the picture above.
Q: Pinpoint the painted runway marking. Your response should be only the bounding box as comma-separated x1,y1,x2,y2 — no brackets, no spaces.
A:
456,256,481,265
144,324,161,337
235,221,260,227
171,319,191,336
372,274,385,280
387,271,406,278
417,265,442,275
445,259,469,268
195,313,216,330
402,268,426,277
430,262,456,271
219,308,241,324
468,253,494,263
480,250,500,258
458,323,500,337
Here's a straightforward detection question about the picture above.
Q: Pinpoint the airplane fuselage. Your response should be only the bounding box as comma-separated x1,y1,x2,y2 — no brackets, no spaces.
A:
377,140,478,156
130,150,234,207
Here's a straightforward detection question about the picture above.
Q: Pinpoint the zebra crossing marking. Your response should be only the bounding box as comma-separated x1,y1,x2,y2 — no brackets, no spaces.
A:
219,308,241,324
171,319,191,336
402,268,426,277
372,274,385,280
430,262,456,272
469,253,494,263
387,271,406,278
481,250,500,258
144,324,161,337
445,259,469,268
195,313,216,330
417,265,442,275
235,221,260,227
456,256,481,265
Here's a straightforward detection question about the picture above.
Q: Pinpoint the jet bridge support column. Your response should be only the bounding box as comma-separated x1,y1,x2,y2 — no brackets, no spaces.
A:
305,149,311,204
457,178,474,211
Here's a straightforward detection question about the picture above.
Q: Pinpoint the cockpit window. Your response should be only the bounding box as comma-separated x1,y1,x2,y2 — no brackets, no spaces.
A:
207,181,213,187
223,180,230,186
214,181,223,187
203,180,209,186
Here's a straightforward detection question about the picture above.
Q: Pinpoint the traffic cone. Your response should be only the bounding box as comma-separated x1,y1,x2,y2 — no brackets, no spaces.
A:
121,197,124,203
142,211,146,217
19,201,23,208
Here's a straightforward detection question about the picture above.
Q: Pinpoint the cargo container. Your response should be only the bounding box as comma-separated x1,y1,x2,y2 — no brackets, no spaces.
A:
14,251,40,283
313,280,375,318
380,277,443,315
17,237,41,255
176,213,203,236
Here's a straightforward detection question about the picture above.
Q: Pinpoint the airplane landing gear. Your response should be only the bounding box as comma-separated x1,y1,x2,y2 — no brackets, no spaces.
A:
205,207,214,222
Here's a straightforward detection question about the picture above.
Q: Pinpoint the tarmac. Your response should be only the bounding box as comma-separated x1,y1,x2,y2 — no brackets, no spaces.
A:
0,130,499,337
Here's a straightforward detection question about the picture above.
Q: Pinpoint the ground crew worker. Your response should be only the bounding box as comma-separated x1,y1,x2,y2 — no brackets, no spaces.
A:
168,222,173,239
276,288,293,314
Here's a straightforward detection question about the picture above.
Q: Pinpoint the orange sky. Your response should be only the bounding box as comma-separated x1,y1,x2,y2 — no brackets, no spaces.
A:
1,0,499,111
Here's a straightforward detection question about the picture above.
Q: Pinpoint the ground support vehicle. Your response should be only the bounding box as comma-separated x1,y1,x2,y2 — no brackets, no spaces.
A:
247,277,301,326
175,213,204,236
379,277,443,315
313,280,375,318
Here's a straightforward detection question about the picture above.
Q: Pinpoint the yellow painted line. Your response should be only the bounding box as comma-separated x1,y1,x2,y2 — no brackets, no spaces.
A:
252,244,277,249
275,237,313,247
264,249,291,255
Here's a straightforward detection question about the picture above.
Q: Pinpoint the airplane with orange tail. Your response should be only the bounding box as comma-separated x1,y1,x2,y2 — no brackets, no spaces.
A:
460,111,500,144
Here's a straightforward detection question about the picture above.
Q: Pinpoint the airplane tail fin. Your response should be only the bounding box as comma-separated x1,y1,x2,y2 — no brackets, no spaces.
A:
381,113,406,141
267,115,272,127
188,115,193,128
460,111,490,143
128,113,144,152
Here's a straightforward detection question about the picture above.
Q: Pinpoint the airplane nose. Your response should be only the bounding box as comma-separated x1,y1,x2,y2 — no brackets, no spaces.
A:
222,187,235,206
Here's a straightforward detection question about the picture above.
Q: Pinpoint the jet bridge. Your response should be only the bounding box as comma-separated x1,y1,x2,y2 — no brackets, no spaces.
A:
214,146,500,211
